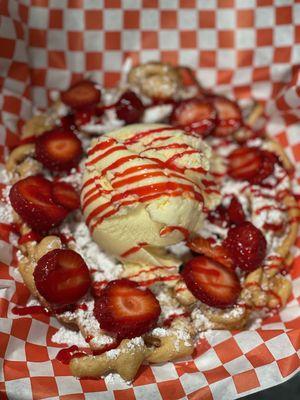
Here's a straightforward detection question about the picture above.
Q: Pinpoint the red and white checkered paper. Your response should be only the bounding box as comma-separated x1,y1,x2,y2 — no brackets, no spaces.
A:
1,1,300,399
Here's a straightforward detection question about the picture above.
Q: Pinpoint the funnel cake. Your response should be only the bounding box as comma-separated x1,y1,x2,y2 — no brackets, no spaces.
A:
5,61,299,382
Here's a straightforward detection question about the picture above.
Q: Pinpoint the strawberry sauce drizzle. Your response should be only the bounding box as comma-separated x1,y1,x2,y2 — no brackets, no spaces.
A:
160,225,190,240
12,305,51,316
56,345,86,365
162,311,190,327
18,231,41,245
120,242,148,258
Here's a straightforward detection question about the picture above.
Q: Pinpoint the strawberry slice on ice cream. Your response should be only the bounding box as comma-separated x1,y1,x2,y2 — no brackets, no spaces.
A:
93,279,161,339
52,181,80,211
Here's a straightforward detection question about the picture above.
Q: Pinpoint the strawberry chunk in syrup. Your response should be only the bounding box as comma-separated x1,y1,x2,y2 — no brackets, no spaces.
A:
211,96,242,137
61,80,101,109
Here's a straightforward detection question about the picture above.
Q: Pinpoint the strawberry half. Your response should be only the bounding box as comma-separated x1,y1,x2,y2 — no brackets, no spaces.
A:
93,279,161,339
51,181,80,211
212,96,242,137
61,80,101,109
181,256,241,308
187,236,233,269
170,98,217,137
9,175,68,233
227,196,245,226
34,249,91,306
223,221,267,272
250,150,277,185
35,128,83,172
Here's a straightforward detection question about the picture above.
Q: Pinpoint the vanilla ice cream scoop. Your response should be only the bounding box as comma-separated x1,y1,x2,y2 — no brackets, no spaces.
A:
81,124,220,268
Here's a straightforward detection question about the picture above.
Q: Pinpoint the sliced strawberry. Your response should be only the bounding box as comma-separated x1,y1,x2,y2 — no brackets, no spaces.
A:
227,196,245,226
207,204,230,228
170,98,217,137
52,181,80,211
187,236,233,269
9,176,68,233
177,66,201,88
212,96,242,137
228,147,261,181
34,249,91,306
115,90,144,124
60,114,76,131
35,128,83,172
61,80,101,109
249,150,277,185
181,256,241,308
93,279,161,339
223,221,267,272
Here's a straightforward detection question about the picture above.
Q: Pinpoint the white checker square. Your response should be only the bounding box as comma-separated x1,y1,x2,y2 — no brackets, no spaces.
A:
254,47,274,67
5,336,26,361
194,348,222,371
210,377,237,400
178,10,197,30
122,30,141,51
236,29,256,49
28,7,49,29
3,78,26,97
66,52,86,72
252,81,272,100
27,320,48,346
180,372,208,395
63,9,84,31
294,4,300,23
198,30,217,49
122,0,141,9
28,49,47,68
13,40,27,62
275,0,293,5
159,30,179,50
27,361,54,377
49,0,67,7
283,87,300,109
103,10,123,30
216,9,235,30
140,50,160,63
46,69,70,90
232,68,253,85
274,25,294,46
196,68,217,88
197,1,216,10
236,0,255,8
83,0,103,9
141,10,159,30
217,50,236,69
133,384,163,400
5,379,33,400
255,362,283,387
0,241,13,265
265,334,296,359
160,0,178,9
292,45,300,64
255,7,275,27
105,373,131,390
233,331,264,354
224,355,253,375
151,362,178,382
48,30,68,50
0,318,12,334
84,31,103,51
103,52,123,71
271,64,291,82
56,376,83,395
179,50,199,68
266,114,286,135
1,17,17,39
85,393,113,400
291,276,300,297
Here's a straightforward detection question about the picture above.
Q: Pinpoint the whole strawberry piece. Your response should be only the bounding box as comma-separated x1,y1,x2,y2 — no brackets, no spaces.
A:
61,80,101,109
35,128,82,172
224,221,267,271
115,90,144,124
181,256,241,308
34,249,91,306
227,196,245,226
9,175,68,233
94,279,161,339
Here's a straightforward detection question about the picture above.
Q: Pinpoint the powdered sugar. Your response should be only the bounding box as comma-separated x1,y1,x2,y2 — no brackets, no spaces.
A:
52,326,87,347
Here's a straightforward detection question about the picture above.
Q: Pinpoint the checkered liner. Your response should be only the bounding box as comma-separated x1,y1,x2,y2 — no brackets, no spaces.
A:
0,1,300,399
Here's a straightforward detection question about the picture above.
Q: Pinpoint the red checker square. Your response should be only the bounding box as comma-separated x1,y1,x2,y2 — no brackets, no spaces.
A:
0,0,9,16
68,0,83,7
200,51,216,67
49,9,63,29
258,329,284,342
187,386,213,400
218,0,234,7
123,11,140,29
273,47,291,63
51,358,73,376
11,281,31,305
86,52,102,70
160,10,177,29
60,395,85,400
180,31,197,49
214,337,243,364
262,312,281,326
70,73,85,86
218,31,234,48
217,70,233,85
67,31,84,51
142,0,158,7
175,360,199,377
0,147,5,164
0,38,15,59
158,380,186,400
10,318,31,342
252,67,270,82
179,0,196,8
292,143,300,162
104,0,121,7
14,20,24,39
33,0,47,5
258,0,273,4
25,343,49,362
233,369,260,394
277,353,299,377
85,10,102,29
114,388,136,400
104,72,120,88
29,29,47,48
48,51,67,69
8,61,28,81
246,343,275,368
0,333,10,358
123,51,139,66
0,383,7,399
237,50,253,65
141,31,158,49
80,378,107,392
3,360,29,381
199,11,215,28
161,51,178,65
287,329,300,351
3,95,21,115
105,32,121,50
257,29,273,46
203,365,230,384
276,6,292,25
237,10,254,28
296,27,300,43
275,131,289,148
31,377,58,399
285,317,300,331
194,338,211,359
30,69,47,86
132,365,156,386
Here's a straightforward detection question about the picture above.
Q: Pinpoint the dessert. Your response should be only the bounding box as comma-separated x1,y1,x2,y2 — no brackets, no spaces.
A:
4,61,299,382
